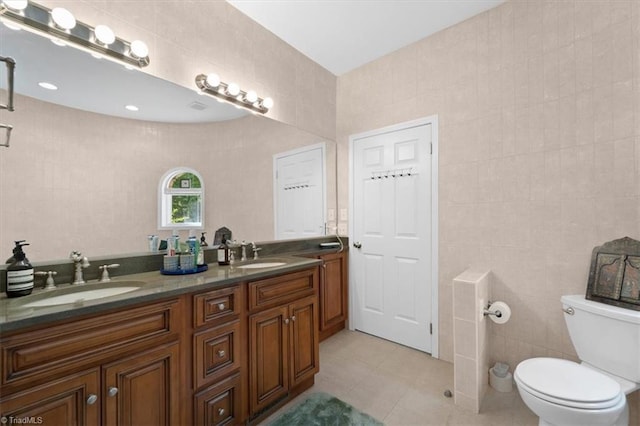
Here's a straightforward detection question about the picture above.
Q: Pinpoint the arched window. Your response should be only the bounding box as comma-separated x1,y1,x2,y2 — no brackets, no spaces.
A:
158,167,204,230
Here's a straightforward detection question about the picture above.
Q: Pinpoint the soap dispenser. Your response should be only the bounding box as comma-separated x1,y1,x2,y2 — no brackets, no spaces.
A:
6,241,34,297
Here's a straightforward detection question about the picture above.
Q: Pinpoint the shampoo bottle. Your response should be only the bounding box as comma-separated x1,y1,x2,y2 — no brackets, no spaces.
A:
6,241,34,297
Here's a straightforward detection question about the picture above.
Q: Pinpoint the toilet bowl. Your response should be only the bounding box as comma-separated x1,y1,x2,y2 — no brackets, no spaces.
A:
513,295,640,426
514,358,628,426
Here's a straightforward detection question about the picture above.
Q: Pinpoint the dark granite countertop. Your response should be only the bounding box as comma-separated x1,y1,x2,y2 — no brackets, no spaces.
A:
0,255,322,334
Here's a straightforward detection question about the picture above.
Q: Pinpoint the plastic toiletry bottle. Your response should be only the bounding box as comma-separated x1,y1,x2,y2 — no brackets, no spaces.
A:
187,236,198,269
6,241,34,297
217,237,230,266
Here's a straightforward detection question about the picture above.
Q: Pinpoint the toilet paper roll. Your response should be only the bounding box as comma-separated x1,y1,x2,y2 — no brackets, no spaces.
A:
487,301,511,324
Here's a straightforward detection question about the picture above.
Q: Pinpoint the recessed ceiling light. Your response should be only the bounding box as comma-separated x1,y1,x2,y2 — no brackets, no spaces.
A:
38,82,58,90
125,105,139,111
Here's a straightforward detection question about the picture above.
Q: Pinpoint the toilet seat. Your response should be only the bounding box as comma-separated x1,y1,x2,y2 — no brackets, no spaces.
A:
514,358,624,410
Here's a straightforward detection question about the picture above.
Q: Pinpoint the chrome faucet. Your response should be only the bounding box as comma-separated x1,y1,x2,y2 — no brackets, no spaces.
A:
241,241,248,262
250,242,261,260
70,251,90,284
226,240,240,264
98,264,120,282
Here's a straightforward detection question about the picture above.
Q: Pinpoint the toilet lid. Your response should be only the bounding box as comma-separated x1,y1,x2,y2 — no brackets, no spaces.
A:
515,358,621,406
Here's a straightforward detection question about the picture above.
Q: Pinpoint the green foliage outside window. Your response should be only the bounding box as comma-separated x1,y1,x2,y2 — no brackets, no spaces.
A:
169,173,201,189
171,195,201,224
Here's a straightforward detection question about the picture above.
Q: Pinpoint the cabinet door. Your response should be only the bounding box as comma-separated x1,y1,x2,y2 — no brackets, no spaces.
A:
289,296,319,387
249,306,289,414
319,252,348,332
0,369,100,426
194,373,241,426
103,342,181,426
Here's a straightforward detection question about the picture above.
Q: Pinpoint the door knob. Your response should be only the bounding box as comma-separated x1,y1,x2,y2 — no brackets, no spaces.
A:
86,394,98,405
108,387,118,397
217,349,226,358
218,303,226,310
353,242,362,249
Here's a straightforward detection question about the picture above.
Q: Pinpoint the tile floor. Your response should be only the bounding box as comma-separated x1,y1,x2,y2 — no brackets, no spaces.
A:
264,329,540,425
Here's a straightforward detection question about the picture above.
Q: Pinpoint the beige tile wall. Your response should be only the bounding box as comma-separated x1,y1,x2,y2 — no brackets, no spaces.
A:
36,0,337,141
0,95,329,260
453,269,490,413
337,0,640,364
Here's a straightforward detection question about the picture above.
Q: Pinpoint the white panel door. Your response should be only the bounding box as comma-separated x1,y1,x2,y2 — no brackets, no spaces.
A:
351,123,433,353
274,144,325,240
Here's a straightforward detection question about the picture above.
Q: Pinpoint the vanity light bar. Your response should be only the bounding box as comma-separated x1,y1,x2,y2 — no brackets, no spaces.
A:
195,73,273,114
0,0,150,68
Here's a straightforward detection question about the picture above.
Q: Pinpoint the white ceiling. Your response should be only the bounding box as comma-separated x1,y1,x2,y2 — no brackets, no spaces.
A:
227,0,505,75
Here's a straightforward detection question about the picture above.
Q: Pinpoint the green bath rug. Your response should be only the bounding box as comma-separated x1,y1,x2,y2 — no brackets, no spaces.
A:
268,392,384,426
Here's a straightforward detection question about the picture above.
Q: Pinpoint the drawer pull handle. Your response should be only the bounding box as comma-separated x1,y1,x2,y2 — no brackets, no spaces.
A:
218,303,226,310
284,318,290,325
217,349,226,358
218,408,225,416
291,315,296,322
108,387,119,397
87,394,98,405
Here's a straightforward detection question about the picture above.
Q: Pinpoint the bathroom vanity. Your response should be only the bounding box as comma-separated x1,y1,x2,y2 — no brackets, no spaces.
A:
0,249,348,425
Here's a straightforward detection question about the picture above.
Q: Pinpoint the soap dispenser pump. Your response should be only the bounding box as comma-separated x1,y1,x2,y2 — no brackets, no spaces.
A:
6,241,34,297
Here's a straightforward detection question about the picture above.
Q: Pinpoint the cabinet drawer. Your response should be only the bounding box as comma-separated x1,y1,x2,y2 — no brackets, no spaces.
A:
1,298,181,388
193,285,241,328
193,320,241,390
194,373,241,426
248,268,318,312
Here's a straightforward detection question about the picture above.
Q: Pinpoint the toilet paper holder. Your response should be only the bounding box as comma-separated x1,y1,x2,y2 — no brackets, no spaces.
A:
483,301,503,318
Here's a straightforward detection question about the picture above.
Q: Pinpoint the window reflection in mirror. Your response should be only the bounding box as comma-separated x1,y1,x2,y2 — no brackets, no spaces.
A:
159,168,204,230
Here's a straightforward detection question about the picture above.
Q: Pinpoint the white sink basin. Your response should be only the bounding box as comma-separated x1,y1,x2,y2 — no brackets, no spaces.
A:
22,285,141,308
236,262,287,269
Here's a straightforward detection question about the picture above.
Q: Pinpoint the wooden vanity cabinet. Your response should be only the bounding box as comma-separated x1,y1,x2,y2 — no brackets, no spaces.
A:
247,269,319,417
192,285,245,426
0,298,184,426
0,369,101,426
313,250,348,341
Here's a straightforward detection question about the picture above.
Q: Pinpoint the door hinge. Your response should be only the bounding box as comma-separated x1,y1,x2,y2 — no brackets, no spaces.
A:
430,143,433,155
430,323,433,335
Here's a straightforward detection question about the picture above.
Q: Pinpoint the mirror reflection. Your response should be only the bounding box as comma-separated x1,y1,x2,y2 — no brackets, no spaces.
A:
0,22,335,261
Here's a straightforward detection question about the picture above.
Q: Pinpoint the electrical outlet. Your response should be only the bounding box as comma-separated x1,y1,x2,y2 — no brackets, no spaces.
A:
338,223,347,235
327,209,335,221
339,208,348,221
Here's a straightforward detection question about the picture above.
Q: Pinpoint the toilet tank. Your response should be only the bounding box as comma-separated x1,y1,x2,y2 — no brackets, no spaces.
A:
562,295,640,383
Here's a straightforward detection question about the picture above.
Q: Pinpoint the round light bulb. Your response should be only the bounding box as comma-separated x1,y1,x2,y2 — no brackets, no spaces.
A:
2,0,28,11
227,82,240,96
94,24,115,46
245,90,258,103
130,40,148,59
205,73,220,88
51,8,76,30
262,97,274,109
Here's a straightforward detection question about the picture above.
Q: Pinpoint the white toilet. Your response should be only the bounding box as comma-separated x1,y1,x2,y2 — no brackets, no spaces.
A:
514,294,640,426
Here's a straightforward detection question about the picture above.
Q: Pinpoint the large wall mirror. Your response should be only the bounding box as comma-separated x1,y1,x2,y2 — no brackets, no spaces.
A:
0,21,336,261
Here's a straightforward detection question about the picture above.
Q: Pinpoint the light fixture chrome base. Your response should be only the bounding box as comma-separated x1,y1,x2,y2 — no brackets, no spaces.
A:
0,1,149,68
195,74,270,114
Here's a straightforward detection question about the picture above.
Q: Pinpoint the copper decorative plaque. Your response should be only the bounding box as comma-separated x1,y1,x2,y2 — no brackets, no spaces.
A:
586,237,640,311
